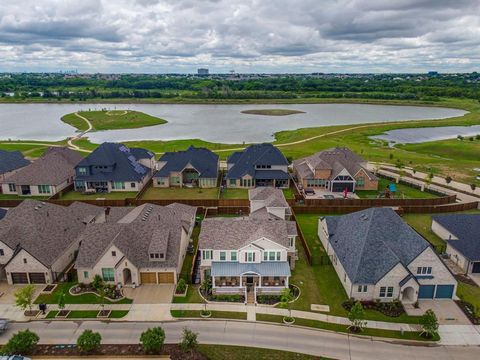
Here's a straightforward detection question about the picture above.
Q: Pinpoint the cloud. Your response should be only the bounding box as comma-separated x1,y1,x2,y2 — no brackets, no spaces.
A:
0,0,479,72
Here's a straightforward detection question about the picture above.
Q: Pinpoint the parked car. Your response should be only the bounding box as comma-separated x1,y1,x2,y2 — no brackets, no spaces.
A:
0,318,9,334
0,356,32,360
304,188,315,196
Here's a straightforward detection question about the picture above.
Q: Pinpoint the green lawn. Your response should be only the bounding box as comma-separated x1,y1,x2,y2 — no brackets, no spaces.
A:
171,310,247,320
0,194,49,200
282,187,295,199
0,140,68,158
172,285,204,304
457,282,480,316
294,213,421,323
356,178,438,199
57,191,138,200
198,344,324,360
45,310,129,319
256,314,437,342
61,110,167,131
178,226,200,282
34,283,133,305
220,188,249,199
141,186,219,200
403,214,447,252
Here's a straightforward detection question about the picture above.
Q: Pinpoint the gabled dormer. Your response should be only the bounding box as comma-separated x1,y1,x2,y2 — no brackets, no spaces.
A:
148,228,168,262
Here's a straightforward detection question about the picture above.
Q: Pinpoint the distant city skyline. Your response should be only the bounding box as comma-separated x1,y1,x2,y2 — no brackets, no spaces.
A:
0,0,479,73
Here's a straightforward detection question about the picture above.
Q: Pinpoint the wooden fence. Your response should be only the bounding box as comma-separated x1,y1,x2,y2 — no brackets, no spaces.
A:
303,194,457,207
290,211,312,266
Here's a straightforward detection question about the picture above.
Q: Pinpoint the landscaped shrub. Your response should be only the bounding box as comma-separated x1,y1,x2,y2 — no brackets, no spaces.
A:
257,294,282,305
208,294,244,302
92,275,104,291
76,329,102,354
140,327,165,354
445,176,452,184
180,327,199,354
2,329,39,355
342,299,405,317
176,279,187,294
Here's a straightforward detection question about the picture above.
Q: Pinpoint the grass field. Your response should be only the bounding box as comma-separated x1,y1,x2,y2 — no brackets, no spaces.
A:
61,110,167,131
0,194,49,200
0,140,68,158
198,344,324,360
241,109,306,116
141,186,219,200
170,310,247,320
45,310,129,319
220,188,250,199
356,178,438,199
58,190,138,200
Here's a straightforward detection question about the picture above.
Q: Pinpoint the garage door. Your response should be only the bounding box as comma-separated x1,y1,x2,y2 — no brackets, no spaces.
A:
28,272,46,284
11,272,28,284
472,262,480,273
140,272,157,284
418,285,435,299
332,182,354,192
158,272,175,284
435,285,455,299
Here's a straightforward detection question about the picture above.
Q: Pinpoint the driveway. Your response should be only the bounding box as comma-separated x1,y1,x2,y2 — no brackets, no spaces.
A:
123,284,174,304
0,282,44,304
405,300,470,325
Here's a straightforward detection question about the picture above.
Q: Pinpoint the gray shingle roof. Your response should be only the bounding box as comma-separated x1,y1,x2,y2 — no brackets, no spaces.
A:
1,147,82,186
155,146,219,179
0,200,103,267
75,143,154,182
199,217,297,250
249,187,289,208
211,261,291,277
293,147,376,181
432,214,480,261
226,143,288,180
0,150,30,175
75,203,196,269
325,208,429,284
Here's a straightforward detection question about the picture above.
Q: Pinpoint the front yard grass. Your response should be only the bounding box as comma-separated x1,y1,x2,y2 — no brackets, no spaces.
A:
34,282,133,305
45,310,129,319
220,188,249,199
256,314,436,341
141,186,219,200
57,190,138,200
198,344,323,360
457,281,480,313
403,213,447,252
172,285,204,304
0,194,49,200
170,310,247,320
356,178,438,199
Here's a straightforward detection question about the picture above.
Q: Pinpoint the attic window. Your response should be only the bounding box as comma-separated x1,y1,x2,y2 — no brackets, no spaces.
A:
111,251,116,257
160,253,164,259
150,253,160,259
23,258,27,264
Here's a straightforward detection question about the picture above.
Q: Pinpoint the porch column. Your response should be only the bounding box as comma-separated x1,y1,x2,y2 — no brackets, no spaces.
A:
258,275,262,288
239,275,242,287
212,276,216,289
285,277,289,288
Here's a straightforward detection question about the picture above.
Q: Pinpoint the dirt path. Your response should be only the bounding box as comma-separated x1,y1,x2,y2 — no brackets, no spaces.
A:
67,112,93,151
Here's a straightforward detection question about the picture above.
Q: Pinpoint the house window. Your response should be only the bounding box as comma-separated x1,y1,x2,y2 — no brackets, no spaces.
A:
8,184,16,192
0,249,4,256
38,184,50,194
220,251,226,261
229,179,236,186
289,238,294,247
83,271,89,279
263,252,268,261
112,181,125,190
78,167,87,175
269,252,275,261
231,251,237,261
160,253,164,259
416,267,432,275
202,250,212,260
245,252,255,262
357,285,368,293
23,258,27,264
356,177,365,187
111,251,116,257
343,273,346,282
171,176,180,184
387,287,394,297
276,252,281,261
101,268,115,282
131,182,136,188
379,286,394,298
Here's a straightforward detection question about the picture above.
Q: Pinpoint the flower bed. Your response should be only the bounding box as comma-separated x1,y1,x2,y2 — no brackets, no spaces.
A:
206,293,245,303
342,299,405,317
455,300,480,324
257,285,301,306
42,284,57,293
70,283,125,302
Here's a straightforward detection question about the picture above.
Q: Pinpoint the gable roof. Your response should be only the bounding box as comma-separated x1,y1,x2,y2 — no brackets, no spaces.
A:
432,214,480,261
249,187,289,208
75,143,154,182
155,146,219,179
75,203,196,270
293,147,376,181
0,150,30,175
226,143,288,179
1,147,83,186
0,200,103,267
199,217,297,250
324,208,429,284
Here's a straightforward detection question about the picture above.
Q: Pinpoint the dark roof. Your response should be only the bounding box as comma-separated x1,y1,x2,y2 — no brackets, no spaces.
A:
0,208,6,220
76,143,154,182
155,146,218,179
226,143,288,180
1,147,83,186
433,214,480,261
0,150,30,175
0,200,103,267
325,208,429,284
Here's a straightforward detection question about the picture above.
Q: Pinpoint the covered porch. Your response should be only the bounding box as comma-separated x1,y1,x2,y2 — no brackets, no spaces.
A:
255,170,290,188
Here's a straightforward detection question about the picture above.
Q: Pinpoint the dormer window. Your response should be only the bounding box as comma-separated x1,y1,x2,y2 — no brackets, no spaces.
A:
78,167,87,175
111,251,116,257
149,252,163,260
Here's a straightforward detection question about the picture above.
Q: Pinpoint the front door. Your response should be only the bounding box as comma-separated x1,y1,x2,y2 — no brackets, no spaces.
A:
21,185,31,195
246,276,254,285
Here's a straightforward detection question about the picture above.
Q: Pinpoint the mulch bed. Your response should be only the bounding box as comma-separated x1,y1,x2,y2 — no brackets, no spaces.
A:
31,344,208,359
455,300,480,325
24,310,41,317
97,310,111,318
455,274,477,287
56,310,70,318
342,300,405,317
43,284,56,292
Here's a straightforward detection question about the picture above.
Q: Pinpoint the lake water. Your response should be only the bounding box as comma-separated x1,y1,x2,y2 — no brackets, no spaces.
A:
0,103,466,144
373,125,480,144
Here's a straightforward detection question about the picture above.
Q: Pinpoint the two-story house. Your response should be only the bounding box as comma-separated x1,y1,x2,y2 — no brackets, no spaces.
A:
76,203,196,286
226,143,290,188
293,147,378,193
318,208,457,303
74,143,156,194
0,147,82,197
153,146,219,188
249,187,291,220
198,217,297,299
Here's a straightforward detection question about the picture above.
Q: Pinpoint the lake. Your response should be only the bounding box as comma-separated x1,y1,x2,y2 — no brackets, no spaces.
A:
373,125,480,144
0,103,466,144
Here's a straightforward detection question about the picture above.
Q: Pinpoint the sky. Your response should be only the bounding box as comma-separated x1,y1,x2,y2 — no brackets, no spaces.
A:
0,0,479,73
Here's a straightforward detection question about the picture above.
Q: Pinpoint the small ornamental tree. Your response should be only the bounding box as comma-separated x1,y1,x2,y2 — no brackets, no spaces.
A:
2,329,39,355
445,176,452,184
14,284,36,315
140,327,165,354
471,184,477,191
280,288,294,321
92,274,103,291
180,327,199,355
58,290,66,312
348,301,367,333
176,278,187,294
77,329,102,354
420,309,439,338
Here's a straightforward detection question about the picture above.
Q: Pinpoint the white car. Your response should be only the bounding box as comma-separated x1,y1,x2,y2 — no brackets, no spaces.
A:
0,357,32,360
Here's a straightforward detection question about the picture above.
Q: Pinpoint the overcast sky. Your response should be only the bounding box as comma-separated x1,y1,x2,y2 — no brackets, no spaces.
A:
1,0,479,73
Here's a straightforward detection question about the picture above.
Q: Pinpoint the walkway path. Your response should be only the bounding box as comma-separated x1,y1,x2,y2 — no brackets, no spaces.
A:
3,320,480,360
66,112,93,152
